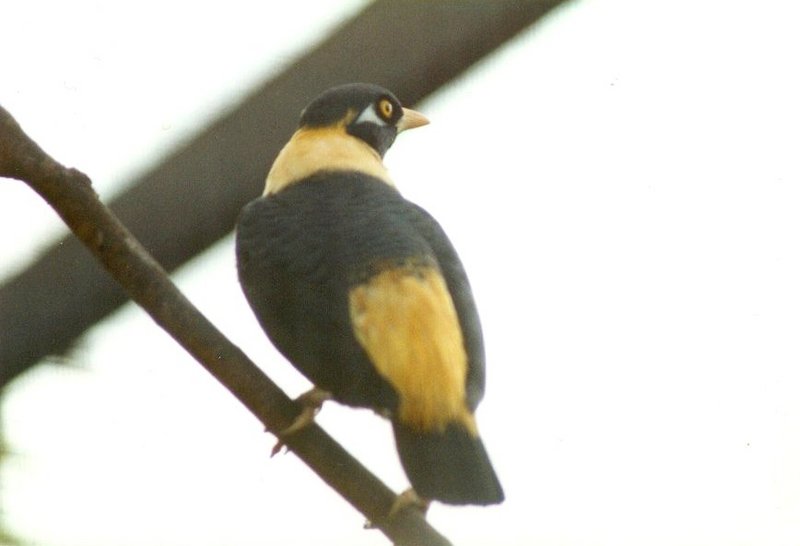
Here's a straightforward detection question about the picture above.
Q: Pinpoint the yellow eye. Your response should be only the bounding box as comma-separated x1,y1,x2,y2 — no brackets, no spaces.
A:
378,98,394,120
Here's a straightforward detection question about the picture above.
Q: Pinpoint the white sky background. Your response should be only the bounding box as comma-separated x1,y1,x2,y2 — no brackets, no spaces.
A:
2,1,800,545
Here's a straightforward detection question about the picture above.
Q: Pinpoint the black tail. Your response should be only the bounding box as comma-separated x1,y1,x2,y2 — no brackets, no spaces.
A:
392,419,504,505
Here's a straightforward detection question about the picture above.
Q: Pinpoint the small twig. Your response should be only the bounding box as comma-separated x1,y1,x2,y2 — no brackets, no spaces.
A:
0,104,452,546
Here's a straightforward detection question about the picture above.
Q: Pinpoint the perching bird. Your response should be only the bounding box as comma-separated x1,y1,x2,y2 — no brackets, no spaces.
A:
235,83,503,506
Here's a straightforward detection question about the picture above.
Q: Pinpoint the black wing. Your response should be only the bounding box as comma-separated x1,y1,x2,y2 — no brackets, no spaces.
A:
405,202,486,411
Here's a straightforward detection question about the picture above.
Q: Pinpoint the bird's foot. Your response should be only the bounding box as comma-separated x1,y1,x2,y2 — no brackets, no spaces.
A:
362,489,429,529
388,488,430,519
282,387,333,434
271,387,332,456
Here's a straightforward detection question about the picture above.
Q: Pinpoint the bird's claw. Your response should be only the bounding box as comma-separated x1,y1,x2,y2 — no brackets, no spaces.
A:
362,489,430,530
388,488,430,519
270,387,332,456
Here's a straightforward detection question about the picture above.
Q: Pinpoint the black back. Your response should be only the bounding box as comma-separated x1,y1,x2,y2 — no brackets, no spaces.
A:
236,172,485,411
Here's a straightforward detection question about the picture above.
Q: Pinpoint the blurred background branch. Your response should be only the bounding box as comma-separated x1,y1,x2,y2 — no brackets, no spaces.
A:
0,0,569,388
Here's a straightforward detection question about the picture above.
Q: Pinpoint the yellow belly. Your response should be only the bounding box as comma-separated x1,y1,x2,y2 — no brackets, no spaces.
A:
349,263,477,435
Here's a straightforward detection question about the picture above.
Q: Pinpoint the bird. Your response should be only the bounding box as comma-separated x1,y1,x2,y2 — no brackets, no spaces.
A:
235,83,504,507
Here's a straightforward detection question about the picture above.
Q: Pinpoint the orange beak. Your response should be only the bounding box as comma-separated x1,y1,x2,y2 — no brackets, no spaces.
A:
397,108,430,132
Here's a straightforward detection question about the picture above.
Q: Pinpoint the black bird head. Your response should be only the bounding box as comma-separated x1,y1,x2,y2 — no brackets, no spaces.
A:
299,83,429,157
